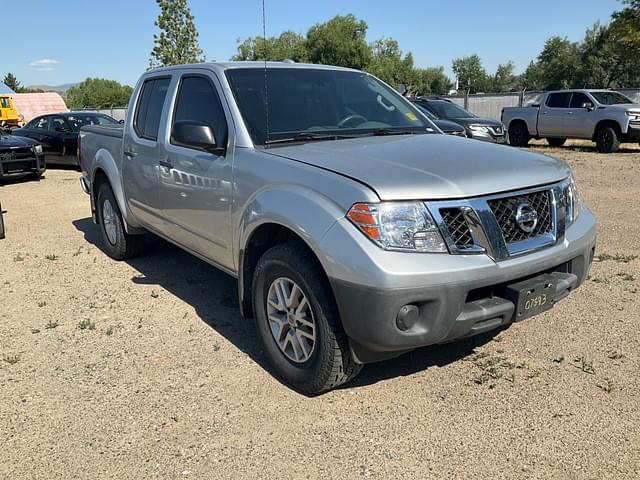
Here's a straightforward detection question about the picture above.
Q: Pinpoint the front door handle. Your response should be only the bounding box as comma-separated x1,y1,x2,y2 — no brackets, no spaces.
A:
123,150,138,158
159,158,173,169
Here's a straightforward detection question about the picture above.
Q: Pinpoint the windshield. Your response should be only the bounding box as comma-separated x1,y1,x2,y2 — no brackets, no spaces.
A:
426,101,475,119
66,114,118,131
1,97,10,108
590,91,634,105
226,68,432,145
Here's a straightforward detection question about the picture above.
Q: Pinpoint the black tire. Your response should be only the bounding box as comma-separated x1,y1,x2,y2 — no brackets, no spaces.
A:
252,243,362,395
508,122,530,147
595,125,621,153
546,137,567,147
96,182,144,260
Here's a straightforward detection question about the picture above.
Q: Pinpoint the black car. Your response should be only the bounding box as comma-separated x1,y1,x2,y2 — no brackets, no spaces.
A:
410,97,507,143
13,112,120,167
0,129,46,179
411,102,467,137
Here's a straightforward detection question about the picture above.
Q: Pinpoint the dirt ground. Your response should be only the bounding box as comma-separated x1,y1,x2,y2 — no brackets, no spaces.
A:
1,140,639,479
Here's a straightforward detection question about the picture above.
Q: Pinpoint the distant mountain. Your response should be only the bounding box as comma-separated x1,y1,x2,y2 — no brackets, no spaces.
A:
26,83,78,93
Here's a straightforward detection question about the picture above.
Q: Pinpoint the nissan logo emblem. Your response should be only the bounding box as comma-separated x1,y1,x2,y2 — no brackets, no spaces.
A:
515,202,538,233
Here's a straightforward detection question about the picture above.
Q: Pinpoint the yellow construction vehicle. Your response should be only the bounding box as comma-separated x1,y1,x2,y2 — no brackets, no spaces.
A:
0,95,22,127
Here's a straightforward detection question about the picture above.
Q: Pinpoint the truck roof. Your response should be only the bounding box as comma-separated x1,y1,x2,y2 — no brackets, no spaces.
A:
545,88,623,94
146,61,360,75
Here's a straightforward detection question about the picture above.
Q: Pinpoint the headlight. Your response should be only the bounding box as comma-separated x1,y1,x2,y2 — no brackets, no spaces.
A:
347,202,447,253
468,124,490,133
33,144,43,155
564,174,583,226
625,111,640,121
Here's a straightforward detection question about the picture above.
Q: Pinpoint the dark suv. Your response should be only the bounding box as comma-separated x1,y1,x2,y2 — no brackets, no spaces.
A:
411,97,507,143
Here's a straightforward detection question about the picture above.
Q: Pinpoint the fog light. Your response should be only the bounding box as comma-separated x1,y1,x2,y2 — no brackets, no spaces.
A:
396,304,419,331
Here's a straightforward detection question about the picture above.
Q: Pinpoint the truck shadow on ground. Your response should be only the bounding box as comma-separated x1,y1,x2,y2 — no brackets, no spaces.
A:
73,217,500,392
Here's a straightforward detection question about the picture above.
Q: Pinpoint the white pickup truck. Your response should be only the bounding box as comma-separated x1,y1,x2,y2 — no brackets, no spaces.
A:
502,89,640,153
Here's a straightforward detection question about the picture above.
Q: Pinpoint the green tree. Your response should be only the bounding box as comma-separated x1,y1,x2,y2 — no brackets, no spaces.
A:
65,78,133,108
491,61,517,92
533,37,580,90
366,38,414,88
607,0,640,87
149,0,205,68
409,67,453,96
232,31,308,62
3,73,21,92
306,14,371,69
452,55,490,93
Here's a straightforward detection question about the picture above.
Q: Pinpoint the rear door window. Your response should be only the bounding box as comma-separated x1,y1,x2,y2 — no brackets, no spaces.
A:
134,77,170,140
546,93,571,108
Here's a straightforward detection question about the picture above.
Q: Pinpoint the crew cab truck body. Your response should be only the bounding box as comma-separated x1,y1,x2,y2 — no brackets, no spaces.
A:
502,89,640,153
79,62,597,394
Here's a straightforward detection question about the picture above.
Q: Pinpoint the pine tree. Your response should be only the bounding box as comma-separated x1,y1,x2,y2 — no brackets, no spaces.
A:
149,0,205,68
3,73,21,92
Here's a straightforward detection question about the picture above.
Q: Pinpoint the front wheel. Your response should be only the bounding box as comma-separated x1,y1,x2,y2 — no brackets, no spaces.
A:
595,126,620,153
252,243,362,395
96,182,144,260
508,122,530,147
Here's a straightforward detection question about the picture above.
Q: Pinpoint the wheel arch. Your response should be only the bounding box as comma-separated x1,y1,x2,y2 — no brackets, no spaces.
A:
90,149,143,232
592,119,622,141
239,221,336,320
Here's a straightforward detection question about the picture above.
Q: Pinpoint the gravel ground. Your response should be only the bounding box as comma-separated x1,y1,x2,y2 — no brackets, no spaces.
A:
1,142,639,479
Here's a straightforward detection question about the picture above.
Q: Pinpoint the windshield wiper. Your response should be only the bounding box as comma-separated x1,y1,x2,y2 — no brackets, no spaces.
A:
369,128,425,136
264,132,357,147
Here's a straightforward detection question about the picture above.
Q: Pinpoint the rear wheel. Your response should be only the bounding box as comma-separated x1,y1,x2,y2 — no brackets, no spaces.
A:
96,182,144,260
252,243,362,395
546,137,567,147
508,122,530,147
595,125,621,153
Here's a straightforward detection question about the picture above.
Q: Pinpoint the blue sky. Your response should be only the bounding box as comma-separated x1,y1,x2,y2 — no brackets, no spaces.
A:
5,0,622,87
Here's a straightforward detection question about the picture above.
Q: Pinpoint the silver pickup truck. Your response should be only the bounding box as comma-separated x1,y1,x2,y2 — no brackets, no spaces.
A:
79,62,596,394
502,89,640,153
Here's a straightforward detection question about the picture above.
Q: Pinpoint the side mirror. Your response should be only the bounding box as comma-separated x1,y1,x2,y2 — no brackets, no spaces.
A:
581,102,594,111
118,119,125,124
171,120,223,154
397,84,408,96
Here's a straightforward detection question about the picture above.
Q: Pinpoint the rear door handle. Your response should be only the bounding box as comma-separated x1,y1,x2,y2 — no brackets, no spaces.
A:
159,158,173,169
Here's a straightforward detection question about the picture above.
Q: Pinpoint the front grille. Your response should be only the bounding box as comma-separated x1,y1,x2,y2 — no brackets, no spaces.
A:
440,208,474,249
488,190,552,243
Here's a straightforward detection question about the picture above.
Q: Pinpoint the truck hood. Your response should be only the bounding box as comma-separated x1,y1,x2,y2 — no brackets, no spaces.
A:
600,104,640,113
268,134,570,200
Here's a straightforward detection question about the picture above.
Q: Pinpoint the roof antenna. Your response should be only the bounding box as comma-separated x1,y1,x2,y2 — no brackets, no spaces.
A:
262,0,270,144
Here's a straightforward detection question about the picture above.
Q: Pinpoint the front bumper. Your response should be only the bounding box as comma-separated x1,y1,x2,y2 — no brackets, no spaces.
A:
321,207,597,363
0,153,46,178
624,123,640,142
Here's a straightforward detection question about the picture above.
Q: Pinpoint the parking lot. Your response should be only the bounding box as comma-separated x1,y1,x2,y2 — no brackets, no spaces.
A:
1,142,639,479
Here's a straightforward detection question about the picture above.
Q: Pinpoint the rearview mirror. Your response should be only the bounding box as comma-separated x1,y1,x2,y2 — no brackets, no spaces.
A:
171,120,223,154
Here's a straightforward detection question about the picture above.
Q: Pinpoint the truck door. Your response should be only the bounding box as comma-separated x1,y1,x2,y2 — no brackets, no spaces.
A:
538,92,572,137
122,76,172,234
158,72,234,269
565,92,597,138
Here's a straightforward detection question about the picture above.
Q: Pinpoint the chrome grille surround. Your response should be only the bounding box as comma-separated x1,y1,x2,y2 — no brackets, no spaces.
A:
427,180,570,261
